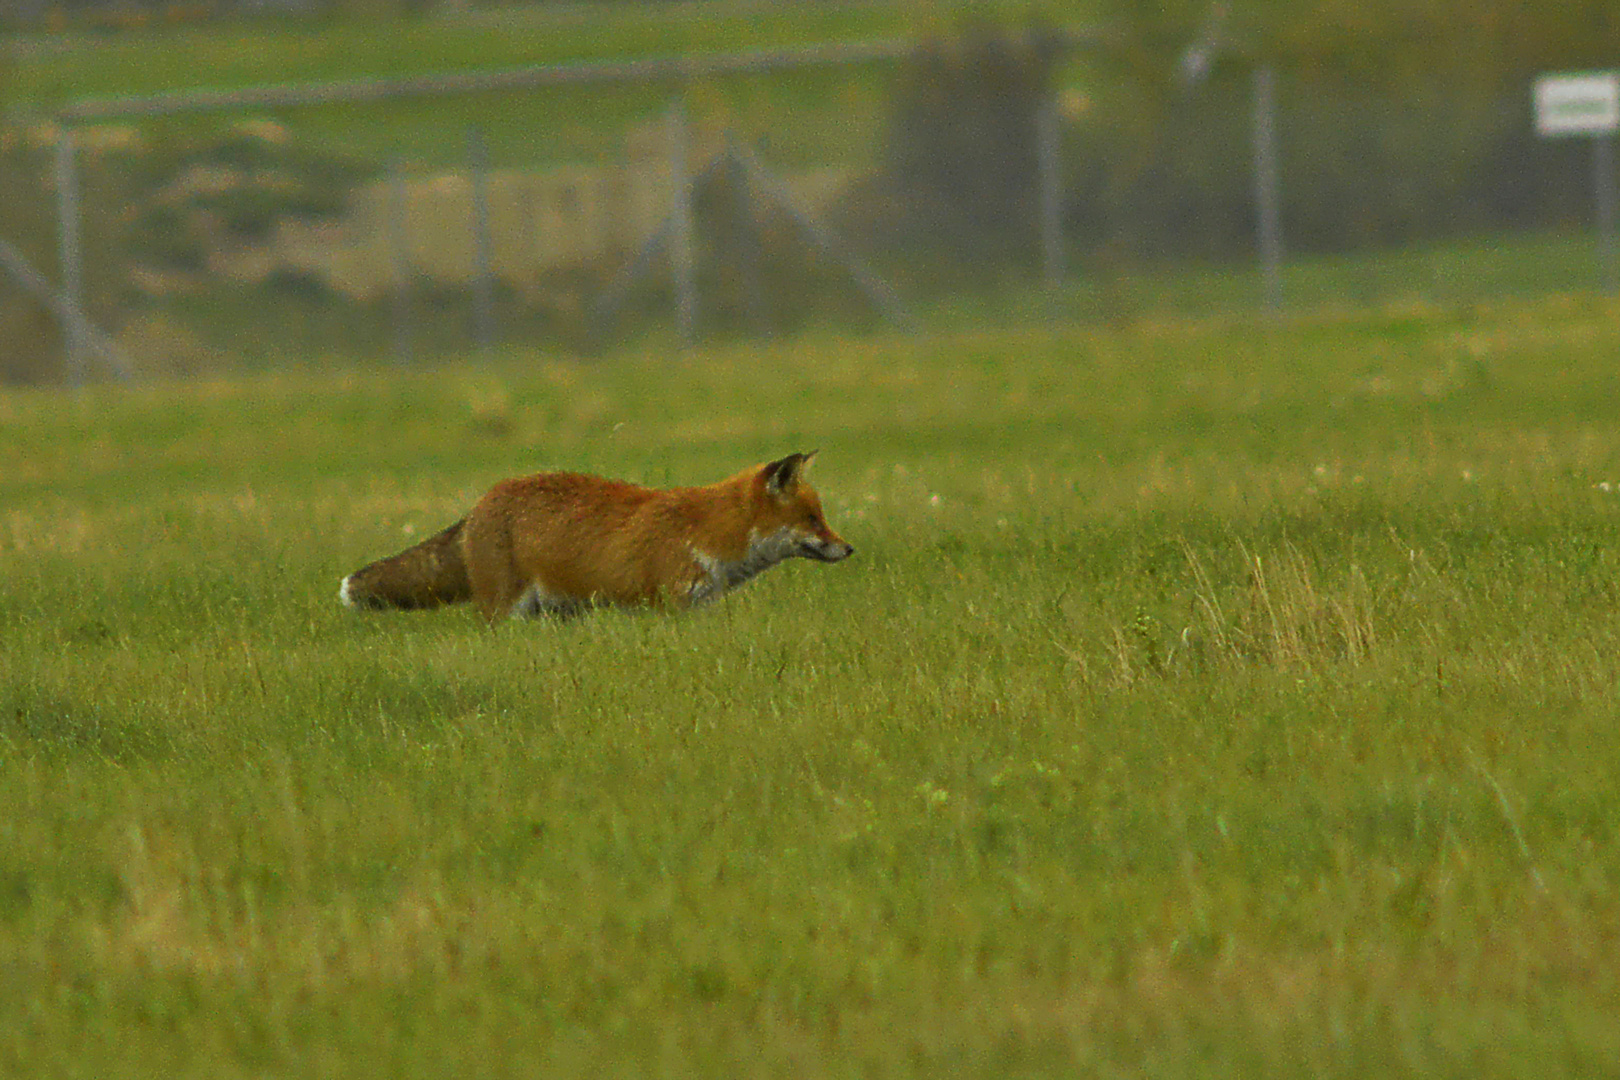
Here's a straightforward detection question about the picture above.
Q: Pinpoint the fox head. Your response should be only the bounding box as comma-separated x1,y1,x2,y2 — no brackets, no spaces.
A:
757,451,854,564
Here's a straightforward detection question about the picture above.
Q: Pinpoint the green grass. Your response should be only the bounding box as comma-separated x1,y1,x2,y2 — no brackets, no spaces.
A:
4,296,1620,1076
10,1,922,102
6,0,1094,166
121,226,1616,371
919,229,1620,333
36,43,900,169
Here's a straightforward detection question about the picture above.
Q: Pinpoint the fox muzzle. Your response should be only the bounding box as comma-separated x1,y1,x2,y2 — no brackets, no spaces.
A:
801,538,854,562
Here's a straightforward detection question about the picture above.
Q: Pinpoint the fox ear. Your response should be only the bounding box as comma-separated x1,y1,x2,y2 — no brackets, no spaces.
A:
763,450,817,497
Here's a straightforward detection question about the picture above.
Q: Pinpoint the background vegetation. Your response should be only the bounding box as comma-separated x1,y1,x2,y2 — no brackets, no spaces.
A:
4,293,1620,1075
1068,0,1620,261
6,0,1620,378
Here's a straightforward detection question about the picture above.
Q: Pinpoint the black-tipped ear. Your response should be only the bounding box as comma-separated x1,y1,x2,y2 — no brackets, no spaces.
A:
763,450,817,497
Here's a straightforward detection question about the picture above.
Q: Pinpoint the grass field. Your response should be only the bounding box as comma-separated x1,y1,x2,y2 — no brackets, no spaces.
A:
4,294,1620,1076
6,0,1087,166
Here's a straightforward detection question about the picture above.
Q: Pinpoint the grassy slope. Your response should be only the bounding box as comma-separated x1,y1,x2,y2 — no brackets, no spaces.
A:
12,2,949,101
3,297,1620,1076
7,0,1091,166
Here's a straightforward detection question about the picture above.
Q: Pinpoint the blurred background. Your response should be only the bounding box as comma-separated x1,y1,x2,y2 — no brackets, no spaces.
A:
2,0,1617,384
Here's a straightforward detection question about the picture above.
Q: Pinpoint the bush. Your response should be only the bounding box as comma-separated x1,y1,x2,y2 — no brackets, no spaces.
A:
0,95,67,383
848,6,1620,275
124,125,375,274
845,22,1066,280
1060,1,1620,263
0,291,62,384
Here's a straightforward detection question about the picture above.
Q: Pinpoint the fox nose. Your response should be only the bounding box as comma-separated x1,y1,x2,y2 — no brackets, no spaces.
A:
805,537,854,562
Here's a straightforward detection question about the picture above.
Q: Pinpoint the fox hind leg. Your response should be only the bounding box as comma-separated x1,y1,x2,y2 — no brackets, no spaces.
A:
462,519,526,625
472,565,524,624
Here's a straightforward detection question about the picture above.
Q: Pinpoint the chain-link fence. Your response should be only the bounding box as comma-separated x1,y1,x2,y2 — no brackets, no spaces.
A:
3,27,1617,384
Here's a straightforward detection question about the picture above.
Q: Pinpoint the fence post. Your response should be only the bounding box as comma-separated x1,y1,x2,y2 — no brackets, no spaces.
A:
1595,132,1617,295
468,127,496,352
1251,65,1283,315
726,136,771,336
1036,97,1064,288
388,157,413,367
668,99,696,345
55,130,85,385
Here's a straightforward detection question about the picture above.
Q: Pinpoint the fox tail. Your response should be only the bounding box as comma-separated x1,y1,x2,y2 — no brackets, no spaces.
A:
340,519,472,611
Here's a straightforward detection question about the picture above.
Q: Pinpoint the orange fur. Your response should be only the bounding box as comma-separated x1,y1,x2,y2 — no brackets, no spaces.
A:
340,452,853,624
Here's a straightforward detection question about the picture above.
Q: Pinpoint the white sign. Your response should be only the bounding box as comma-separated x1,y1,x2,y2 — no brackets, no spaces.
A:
1535,72,1620,137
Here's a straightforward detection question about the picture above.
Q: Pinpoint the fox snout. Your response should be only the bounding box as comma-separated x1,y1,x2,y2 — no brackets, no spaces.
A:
801,535,854,562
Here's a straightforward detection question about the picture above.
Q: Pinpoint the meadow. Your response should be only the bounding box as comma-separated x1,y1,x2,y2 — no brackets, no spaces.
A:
3,293,1620,1076
7,0,1066,166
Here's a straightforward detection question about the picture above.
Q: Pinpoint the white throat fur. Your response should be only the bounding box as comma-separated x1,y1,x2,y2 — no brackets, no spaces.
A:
689,527,803,603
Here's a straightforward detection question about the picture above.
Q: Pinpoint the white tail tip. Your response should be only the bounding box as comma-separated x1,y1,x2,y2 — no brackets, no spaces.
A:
339,575,357,608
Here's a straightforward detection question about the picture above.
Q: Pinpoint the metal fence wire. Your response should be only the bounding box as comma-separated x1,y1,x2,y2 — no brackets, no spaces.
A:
3,34,1617,383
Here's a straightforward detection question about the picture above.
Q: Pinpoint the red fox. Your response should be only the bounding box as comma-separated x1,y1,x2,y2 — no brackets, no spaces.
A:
339,451,853,623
